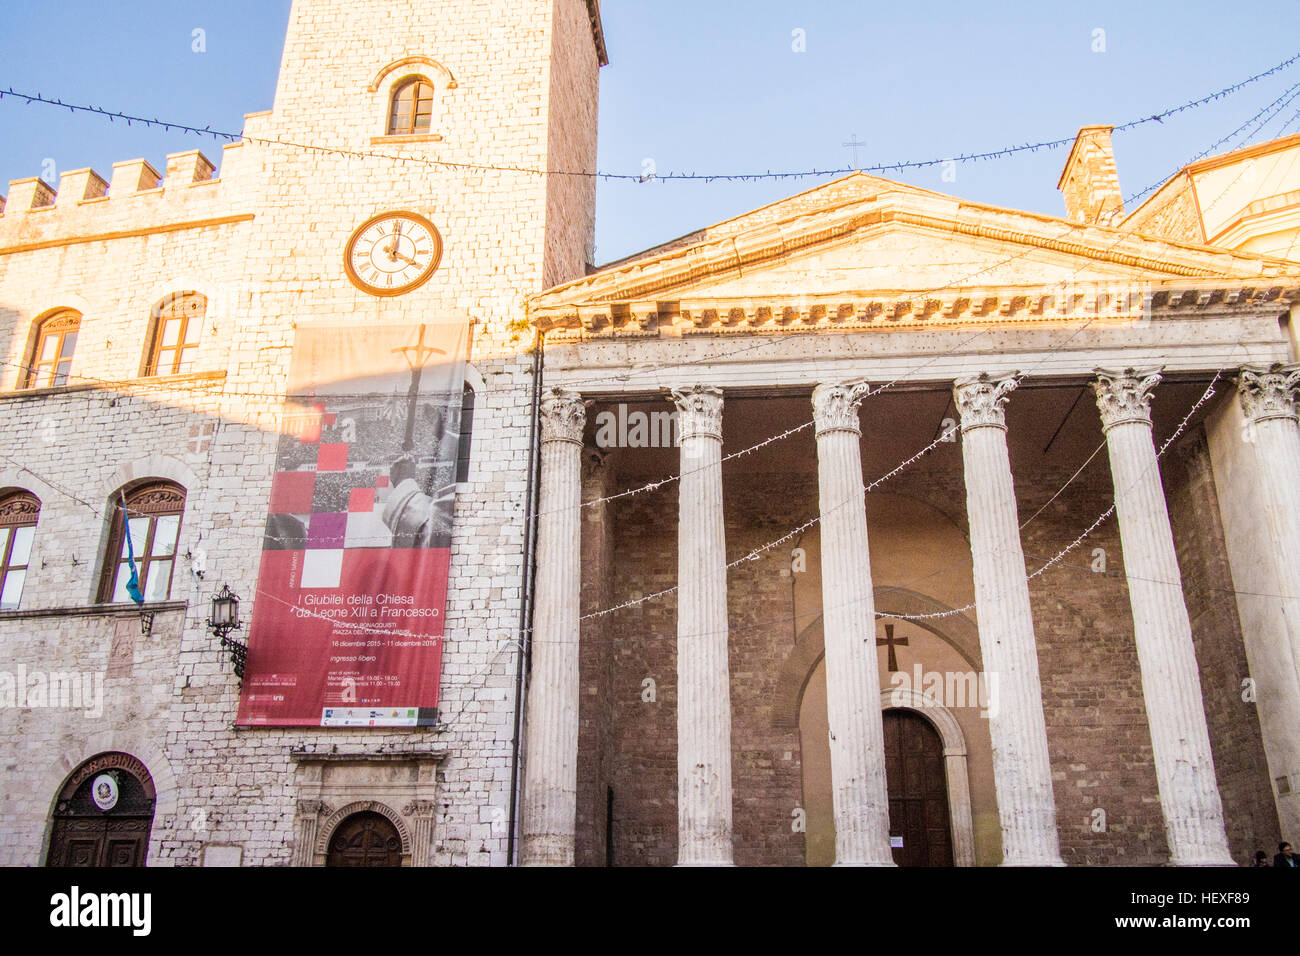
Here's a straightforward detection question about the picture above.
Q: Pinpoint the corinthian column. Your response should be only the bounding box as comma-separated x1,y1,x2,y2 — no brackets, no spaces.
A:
811,382,895,866
671,384,734,866
1093,368,1233,866
954,373,1063,866
1240,364,1300,675
520,388,585,866
1237,364,1300,832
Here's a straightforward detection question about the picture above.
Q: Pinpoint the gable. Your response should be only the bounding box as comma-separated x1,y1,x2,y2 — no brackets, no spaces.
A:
533,180,1300,332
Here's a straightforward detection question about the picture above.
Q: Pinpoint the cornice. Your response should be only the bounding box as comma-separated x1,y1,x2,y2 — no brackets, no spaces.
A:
532,194,1297,326
535,282,1300,339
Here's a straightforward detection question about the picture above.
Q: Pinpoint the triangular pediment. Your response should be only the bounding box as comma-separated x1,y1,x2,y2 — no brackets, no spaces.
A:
531,173,1300,333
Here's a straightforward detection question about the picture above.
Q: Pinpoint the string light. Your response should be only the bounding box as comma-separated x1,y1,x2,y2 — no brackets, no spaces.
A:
1,50,1297,185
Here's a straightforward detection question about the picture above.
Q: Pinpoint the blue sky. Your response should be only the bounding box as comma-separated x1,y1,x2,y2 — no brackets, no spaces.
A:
2,1,1299,263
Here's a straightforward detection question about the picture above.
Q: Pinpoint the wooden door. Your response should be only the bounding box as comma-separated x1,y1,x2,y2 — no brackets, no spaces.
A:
883,709,954,867
47,763,154,867
326,812,403,867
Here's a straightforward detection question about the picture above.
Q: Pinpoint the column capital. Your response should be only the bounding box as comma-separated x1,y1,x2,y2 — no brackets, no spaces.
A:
671,385,724,442
812,381,870,437
540,388,586,445
1239,363,1300,424
1093,367,1163,431
953,373,1019,431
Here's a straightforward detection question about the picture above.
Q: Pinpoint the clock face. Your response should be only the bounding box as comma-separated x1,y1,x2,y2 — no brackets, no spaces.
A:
344,211,443,296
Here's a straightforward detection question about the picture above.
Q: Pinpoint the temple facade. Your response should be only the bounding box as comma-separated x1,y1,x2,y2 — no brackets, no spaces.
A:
3,0,1300,867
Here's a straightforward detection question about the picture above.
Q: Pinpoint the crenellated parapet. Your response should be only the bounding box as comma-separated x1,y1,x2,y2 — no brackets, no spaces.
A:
0,132,258,250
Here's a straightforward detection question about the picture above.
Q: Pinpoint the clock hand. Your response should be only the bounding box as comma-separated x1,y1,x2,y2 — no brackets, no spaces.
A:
389,249,420,267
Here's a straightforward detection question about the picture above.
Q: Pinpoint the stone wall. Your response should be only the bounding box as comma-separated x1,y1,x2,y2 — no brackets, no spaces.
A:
576,400,1273,866
0,0,602,867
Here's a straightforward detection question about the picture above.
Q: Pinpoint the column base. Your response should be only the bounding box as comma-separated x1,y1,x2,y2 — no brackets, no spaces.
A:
1167,855,1238,867
674,861,736,867
832,860,898,867
999,858,1067,867
518,835,575,867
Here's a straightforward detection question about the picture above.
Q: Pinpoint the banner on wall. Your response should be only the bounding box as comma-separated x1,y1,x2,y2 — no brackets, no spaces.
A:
236,321,468,727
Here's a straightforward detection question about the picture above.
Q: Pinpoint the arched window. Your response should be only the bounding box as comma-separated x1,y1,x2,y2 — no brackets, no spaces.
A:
0,490,40,610
24,310,80,389
98,482,186,604
144,292,205,377
388,76,434,135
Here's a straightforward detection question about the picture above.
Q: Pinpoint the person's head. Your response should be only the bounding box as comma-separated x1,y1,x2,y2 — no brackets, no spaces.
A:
1255,850,1269,864
1280,842,1293,856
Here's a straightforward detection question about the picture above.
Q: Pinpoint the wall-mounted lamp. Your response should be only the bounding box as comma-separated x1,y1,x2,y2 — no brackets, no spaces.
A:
207,584,246,678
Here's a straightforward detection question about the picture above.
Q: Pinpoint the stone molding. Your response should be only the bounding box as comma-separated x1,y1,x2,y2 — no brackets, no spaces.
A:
670,385,724,442
1239,363,1300,424
954,373,1019,432
811,381,869,437
539,388,585,445
1094,367,1163,431
313,800,412,857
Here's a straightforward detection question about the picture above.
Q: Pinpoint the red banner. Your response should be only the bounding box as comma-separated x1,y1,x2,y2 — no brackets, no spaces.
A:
237,321,467,726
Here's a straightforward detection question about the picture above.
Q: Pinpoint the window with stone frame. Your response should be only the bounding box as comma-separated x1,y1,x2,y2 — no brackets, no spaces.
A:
0,490,40,610
23,310,80,389
98,482,186,604
388,76,435,135
143,292,205,377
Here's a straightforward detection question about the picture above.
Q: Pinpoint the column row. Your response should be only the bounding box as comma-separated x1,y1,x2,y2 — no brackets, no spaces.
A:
520,364,1300,865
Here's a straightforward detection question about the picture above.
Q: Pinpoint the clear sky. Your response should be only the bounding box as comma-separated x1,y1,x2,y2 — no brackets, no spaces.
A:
2,1,1299,264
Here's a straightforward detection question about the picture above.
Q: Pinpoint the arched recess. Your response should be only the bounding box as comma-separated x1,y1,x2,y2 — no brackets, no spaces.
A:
43,749,175,868
315,801,411,866
773,587,981,730
881,687,977,867
369,56,457,140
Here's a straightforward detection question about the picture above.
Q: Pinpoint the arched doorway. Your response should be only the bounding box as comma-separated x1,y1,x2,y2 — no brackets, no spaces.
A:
883,709,954,867
326,811,403,867
47,753,156,867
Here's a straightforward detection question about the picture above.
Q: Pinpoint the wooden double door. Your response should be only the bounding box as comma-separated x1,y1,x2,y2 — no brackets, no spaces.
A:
47,756,156,867
883,709,954,867
326,811,403,867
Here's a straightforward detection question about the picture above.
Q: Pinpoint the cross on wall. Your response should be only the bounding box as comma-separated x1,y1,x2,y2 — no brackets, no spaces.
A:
877,622,909,673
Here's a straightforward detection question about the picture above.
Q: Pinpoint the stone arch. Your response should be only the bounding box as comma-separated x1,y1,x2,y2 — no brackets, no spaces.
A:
369,56,457,140
0,468,57,510
316,800,412,858
103,455,199,502
368,55,458,93
879,687,978,867
773,587,979,729
39,736,178,866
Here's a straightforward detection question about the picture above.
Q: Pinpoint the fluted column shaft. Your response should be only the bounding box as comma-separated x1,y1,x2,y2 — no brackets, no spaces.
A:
293,802,321,867
954,374,1063,866
1241,364,1300,684
520,389,585,866
672,385,734,865
812,382,894,866
1094,368,1233,866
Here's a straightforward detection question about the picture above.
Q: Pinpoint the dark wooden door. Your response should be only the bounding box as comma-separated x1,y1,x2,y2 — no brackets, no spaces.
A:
883,709,954,867
326,812,403,867
47,768,154,867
